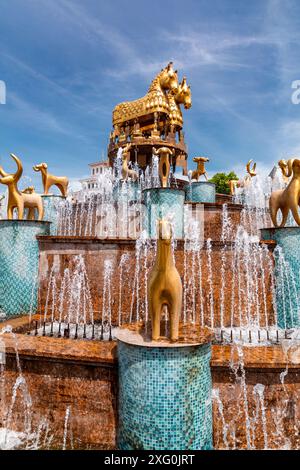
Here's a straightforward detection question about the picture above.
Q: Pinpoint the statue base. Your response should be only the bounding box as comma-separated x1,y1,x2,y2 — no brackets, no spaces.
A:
0,220,50,316
143,188,185,238
185,182,216,203
42,195,65,235
260,226,300,328
113,180,140,203
115,324,213,450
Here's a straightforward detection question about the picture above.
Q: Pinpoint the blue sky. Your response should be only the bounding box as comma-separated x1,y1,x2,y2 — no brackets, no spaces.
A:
0,0,300,190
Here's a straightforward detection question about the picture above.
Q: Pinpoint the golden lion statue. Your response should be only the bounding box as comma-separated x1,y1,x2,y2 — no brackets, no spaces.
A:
0,154,44,220
270,158,300,227
148,219,182,342
33,163,69,197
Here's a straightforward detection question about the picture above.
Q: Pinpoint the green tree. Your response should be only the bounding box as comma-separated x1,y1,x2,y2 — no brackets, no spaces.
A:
209,171,239,195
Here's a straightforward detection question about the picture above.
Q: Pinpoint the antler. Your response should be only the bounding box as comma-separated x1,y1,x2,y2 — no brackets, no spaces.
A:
246,159,257,177
10,154,23,181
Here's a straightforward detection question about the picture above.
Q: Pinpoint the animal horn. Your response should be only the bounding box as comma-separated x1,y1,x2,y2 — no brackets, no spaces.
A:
0,163,8,177
10,153,23,181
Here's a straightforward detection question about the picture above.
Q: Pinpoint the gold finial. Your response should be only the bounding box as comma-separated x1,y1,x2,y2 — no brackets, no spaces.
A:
269,158,300,227
191,156,209,181
0,154,44,220
153,147,174,188
33,163,69,197
148,219,182,342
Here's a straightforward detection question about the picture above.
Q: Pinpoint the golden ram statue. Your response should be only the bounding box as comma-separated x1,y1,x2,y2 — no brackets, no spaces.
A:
270,158,300,227
33,163,69,197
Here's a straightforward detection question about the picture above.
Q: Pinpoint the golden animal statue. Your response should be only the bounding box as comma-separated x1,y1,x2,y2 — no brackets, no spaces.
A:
0,154,44,220
228,159,257,195
121,144,138,182
278,159,290,184
148,219,182,342
191,157,209,181
167,77,192,128
153,147,174,188
228,179,239,196
33,163,69,197
112,62,179,127
269,158,300,227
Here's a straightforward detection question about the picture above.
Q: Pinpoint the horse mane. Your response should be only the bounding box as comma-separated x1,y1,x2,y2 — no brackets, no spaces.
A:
147,69,164,93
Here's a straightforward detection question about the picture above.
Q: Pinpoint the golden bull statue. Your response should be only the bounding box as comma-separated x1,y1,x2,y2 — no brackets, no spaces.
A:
0,154,44,220
269,158,300,227
33,163,69,197
148,219,182,342
191,157,210,181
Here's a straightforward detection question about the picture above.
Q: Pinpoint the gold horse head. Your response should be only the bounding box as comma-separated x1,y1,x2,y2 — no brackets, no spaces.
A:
175,77,192,109
159,62,179,93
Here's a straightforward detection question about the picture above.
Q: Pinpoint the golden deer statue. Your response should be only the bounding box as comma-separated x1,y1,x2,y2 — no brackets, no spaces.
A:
191,157,209,181
0,154,44,220
148,219,182,342
152,147,174,188
269,158,300,227
33,163,69,197
121,144,138,182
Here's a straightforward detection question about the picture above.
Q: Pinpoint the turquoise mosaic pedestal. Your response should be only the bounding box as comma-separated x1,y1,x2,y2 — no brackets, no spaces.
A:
260,227,300,328
42,195,65,235
116,332,213,450
0,220,50,316
185,182,216,203
143,188,185,239
113,181,140,203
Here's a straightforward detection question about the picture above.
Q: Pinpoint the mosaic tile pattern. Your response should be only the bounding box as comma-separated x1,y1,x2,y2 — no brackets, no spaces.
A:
113,181,141,203
118,341,213,450
185,182,216,203
143,188,185,238
0,220,50,316
261,227,300,328
42,195,65,235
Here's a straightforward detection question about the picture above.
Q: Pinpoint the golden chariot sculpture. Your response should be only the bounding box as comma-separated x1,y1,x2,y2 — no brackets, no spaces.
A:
108,62,191,176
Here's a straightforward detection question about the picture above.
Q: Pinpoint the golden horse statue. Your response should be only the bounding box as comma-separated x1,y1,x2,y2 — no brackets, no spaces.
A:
112,62,179,127
152,146,174,188
269,158,300,227
0,154,44,220
121,144,138,182
167,77,192,128
191,157,209,181
148,219,182,342
33,163,69,197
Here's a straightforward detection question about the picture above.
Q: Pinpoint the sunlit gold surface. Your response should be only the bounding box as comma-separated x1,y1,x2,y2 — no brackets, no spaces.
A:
270,158,300,227
278,159,290,184
148,220,182,342
246,159,257,178
121,143,138,182
153,146,174,188
0,154,44,220
33,163,69,197
191,156,209,181
113,62,179,126
228,160,257,195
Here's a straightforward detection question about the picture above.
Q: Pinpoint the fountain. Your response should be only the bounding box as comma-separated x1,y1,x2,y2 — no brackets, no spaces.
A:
0,62,299,450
